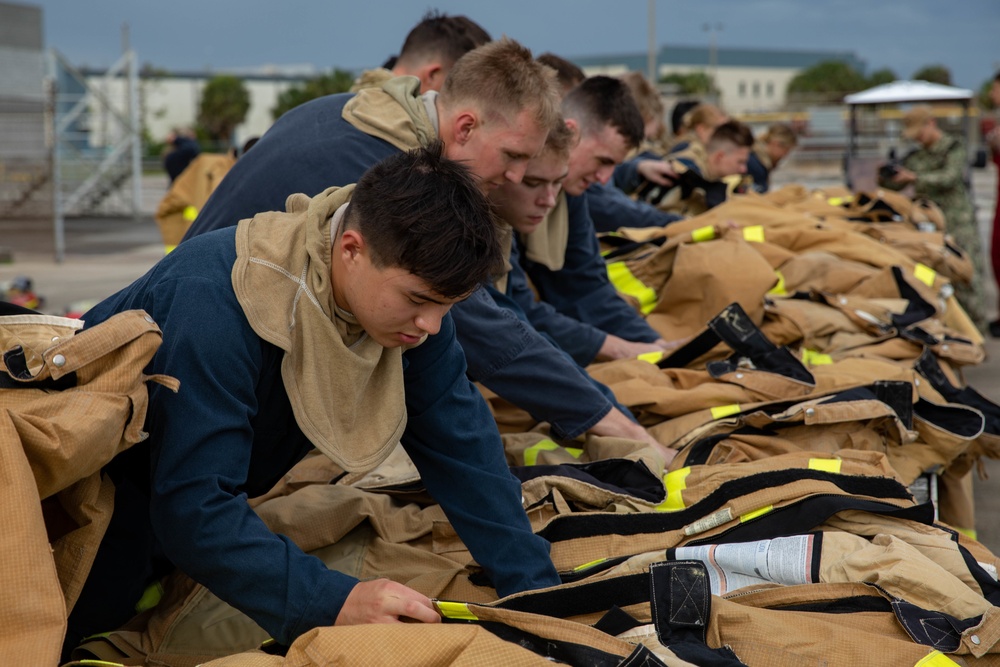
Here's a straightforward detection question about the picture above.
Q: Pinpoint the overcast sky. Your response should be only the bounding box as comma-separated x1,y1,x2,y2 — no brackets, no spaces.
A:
25,0,1000,90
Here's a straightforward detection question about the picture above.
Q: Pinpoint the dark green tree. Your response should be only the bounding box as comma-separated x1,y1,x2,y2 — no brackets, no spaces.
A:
197,75,250,146
912,65,952,86
272,69,355,119
979,77,998,110
866,68,897,87
786,61,867,103
658,71,717,95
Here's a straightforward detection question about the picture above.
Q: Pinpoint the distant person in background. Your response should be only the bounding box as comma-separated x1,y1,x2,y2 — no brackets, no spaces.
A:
619,71,668,155
163,128,200,183
746,122,798,193
352,11,491,92
879,105,986,333
669,99,701,139
986,71,1000,337
639,120,753,216
667,103,728,155
536,52,586,95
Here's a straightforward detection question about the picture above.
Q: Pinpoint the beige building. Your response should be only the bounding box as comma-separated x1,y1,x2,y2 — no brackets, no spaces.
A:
572,44,866,115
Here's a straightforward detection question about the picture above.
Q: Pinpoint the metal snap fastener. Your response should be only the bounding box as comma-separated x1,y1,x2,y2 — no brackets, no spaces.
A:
52,354,66,367
914,378,921,386
144,315,155,324
51,336,60,342
839,297,848,305
941,344,949,352
805,408,816,417
735,373,744,379
971,635,981,645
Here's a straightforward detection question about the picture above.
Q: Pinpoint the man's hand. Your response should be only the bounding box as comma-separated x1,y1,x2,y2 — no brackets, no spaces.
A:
596,335,666,361
589,406,678,466
891,167,917,185
655,337,689,352
336,579,441,625
636,159,678,187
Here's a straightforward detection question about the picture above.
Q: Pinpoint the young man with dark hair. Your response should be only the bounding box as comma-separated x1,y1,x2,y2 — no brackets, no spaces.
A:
637,119,753,216
183,42,669,454
354,11,491,93
516,77,679,363
64,144,560,658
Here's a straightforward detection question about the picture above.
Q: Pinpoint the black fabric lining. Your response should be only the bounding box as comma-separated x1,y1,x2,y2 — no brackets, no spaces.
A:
914,398,985,439
771,595,893,614
537,469,917,543
496,572,650,616
889,266,937,328
916,349,1000,435
476,621,656,667
0,301,43,316
817,381,913,429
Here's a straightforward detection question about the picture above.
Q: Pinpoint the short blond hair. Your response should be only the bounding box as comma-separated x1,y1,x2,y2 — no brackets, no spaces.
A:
619,71,664,124
761,122,797,147
440,37,561,130
680,103,726,134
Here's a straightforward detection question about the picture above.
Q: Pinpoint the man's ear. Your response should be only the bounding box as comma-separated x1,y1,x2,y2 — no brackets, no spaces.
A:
419,63,446,92
338,228,366,264
452,110,478,145
564,117,581,141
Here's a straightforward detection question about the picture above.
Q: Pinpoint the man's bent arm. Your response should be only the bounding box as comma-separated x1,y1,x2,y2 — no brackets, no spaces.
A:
401,313,561,596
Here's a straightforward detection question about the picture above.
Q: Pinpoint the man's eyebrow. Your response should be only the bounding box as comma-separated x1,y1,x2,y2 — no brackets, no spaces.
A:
409,289,447,305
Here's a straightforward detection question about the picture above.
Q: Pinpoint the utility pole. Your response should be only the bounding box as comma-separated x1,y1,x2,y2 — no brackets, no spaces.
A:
703,22,723,102
647,0,657,83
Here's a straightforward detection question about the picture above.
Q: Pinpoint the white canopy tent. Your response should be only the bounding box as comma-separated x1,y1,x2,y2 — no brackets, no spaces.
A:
842,80,975,192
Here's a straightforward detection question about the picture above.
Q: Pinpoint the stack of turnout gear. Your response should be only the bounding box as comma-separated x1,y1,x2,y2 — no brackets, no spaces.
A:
9,188,1000,666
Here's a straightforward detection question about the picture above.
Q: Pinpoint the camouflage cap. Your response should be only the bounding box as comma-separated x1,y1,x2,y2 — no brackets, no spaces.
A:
902,106,933,140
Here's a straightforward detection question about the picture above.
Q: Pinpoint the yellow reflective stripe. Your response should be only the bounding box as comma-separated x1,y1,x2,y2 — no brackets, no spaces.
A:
182,205,199,222
914,651,961,666
710,404,740,420
742,225,765,242
523,439,581,466
808,458,842,473
524,439,558,466
135,581,164,613
956,527,978,540
691,225,716,242
573,557,608,572
914,263,937,287
658,467,691,512
801,348,833,366
435,601,478,621
638,350,665,364
827,195,854,206
740,505,774,522
607,261,657,314
768,269,787,296
164,244,177,254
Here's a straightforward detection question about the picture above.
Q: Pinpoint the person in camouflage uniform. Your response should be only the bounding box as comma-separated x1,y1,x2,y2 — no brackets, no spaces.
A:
879,106,986,332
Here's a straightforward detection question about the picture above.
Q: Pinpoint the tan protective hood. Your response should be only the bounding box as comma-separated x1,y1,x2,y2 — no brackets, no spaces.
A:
520,190,570,271
232,186,406,472
342,75,436,151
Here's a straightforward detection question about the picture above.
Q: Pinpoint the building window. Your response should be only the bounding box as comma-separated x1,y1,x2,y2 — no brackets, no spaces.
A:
738,81,746,97
752,82,760,97
766,82,774,97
